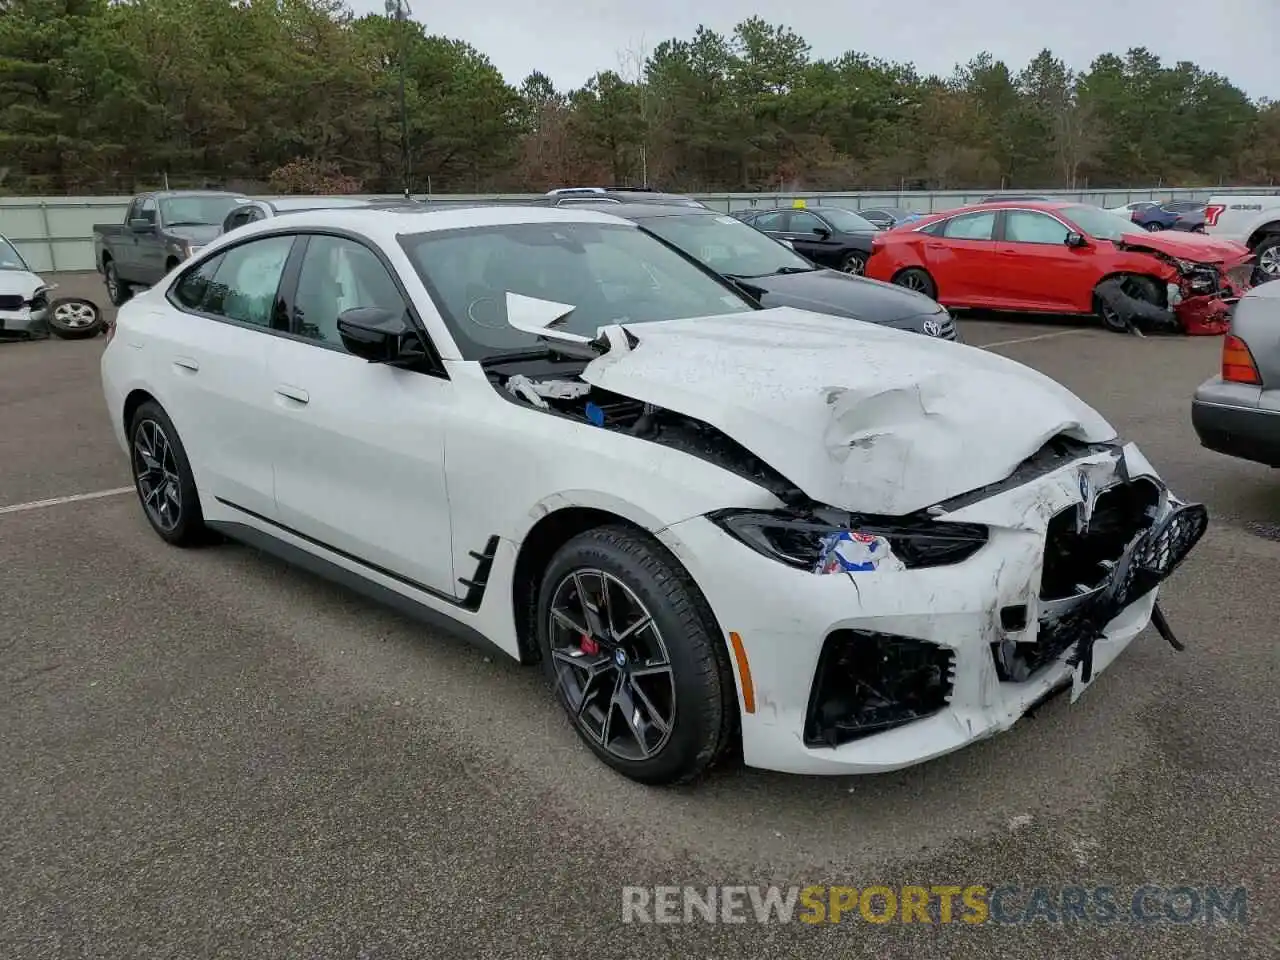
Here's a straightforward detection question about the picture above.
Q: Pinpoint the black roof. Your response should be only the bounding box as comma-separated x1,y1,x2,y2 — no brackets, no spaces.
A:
544,202,720,220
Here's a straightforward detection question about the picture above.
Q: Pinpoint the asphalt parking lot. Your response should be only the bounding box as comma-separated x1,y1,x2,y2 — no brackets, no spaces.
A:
3,273,1277,959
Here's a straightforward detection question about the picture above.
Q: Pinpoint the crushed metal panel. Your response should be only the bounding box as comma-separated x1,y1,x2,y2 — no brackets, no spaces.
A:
581,307,1117,515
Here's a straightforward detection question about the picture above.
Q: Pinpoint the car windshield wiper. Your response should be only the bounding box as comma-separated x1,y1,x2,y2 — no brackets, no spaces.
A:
478,344,597,368
726,265,818,280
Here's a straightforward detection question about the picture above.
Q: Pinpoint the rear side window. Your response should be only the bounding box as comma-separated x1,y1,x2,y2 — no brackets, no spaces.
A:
172,254,225,310
170,235,295,328
941,212,996,240
751,212,787,231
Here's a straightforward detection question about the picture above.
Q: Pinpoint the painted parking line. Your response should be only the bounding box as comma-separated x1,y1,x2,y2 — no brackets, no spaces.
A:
978,329,1091,350
0,486,133,517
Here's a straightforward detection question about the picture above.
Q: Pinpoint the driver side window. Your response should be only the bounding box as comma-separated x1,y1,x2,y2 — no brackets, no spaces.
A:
292,235,409,350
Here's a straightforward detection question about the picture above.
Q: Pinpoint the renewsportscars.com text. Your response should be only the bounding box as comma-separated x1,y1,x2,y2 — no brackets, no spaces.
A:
621,884,1249,925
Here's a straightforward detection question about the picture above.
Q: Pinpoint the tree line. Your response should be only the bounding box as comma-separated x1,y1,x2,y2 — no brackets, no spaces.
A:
1,0,1277,196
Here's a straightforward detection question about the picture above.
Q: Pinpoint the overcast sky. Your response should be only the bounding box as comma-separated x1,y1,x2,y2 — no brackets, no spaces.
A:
351,0,1277,101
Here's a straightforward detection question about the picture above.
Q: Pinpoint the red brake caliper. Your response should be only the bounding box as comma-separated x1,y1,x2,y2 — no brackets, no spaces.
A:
579,633,599,656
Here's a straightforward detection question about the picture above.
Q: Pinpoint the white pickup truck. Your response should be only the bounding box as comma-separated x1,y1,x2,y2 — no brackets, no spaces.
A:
1204,194,1280,281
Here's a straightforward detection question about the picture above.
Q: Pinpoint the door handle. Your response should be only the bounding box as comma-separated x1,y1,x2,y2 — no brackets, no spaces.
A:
173,356,199,372
275,385,309,405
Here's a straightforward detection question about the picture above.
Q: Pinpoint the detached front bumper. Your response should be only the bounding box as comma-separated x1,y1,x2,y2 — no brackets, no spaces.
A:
665,442,1206,775
0,305,50,338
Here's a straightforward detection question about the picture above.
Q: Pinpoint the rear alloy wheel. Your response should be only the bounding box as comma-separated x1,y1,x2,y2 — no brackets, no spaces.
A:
840,251,868,275
47,298,104,340
892,267,937,300
537,526,737,785
104,260,132,307
129,401,208,546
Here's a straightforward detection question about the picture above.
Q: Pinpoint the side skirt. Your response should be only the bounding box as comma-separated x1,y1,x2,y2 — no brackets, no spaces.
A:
206,519,511,662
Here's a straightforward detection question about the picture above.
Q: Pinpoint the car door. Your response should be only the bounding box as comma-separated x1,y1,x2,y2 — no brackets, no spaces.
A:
994,209,1097,311
263,232,457,597
134,196,167,284
781,211,843,267
155,233,297,518
918,210,1000,304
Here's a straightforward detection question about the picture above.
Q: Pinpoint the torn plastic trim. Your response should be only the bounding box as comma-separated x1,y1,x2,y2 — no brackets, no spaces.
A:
804,629,956,748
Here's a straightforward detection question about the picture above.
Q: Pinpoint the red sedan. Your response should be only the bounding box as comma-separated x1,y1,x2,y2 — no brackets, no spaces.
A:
864,201,1255,334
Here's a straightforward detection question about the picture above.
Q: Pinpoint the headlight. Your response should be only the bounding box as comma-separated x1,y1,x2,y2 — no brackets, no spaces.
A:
707,509,989,573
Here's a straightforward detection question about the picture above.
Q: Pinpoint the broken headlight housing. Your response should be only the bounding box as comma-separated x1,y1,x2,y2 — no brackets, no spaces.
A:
707,509,989,573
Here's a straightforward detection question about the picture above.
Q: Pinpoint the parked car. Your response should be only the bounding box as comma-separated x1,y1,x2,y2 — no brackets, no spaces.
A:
0,234,104,340
1105,200,1161,216
94,190,249,305
863,201,1255,335
1204,193,1280,283
1173,208,1207,233
220,197,418,233
577,202,959,339
1130,200,1206,232
978,194,1052,203
857,207,923,230
101,204,1207,784
536,187,709,209
1192,280,1280,466
734,206,879,274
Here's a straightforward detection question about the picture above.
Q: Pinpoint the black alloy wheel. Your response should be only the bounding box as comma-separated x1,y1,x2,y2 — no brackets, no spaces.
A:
537,526,737,785
129,401,208,546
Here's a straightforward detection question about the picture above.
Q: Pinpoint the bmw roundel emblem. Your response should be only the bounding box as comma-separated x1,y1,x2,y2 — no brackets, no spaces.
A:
614,647,628,667
922,319,943,337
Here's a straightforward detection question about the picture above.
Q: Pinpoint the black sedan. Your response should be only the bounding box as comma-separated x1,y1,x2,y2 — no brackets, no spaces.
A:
732,206,879,275
579,203,960,340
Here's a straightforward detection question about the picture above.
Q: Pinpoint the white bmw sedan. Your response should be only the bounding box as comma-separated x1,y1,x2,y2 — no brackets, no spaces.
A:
101,205,1208,784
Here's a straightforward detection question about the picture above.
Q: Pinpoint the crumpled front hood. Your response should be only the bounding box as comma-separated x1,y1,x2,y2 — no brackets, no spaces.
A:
582,307,1117,515
1120,230,1251,263
0,269,45,299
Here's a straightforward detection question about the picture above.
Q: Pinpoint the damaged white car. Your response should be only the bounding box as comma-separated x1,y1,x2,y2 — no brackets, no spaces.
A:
100,206,1208,784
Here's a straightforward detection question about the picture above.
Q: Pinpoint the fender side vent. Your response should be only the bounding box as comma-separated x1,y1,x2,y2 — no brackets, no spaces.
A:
458,535,500,611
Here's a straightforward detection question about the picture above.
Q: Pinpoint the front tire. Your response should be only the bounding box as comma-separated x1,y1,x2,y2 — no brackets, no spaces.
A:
840,251,868,275
1144,222,1164,232
536,526,737,785
128,401,208,546
47,298,104,339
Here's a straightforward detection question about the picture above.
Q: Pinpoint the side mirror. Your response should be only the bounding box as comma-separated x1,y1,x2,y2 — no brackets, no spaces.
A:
813,225,831,238
336,306,424,364
1065,232,1087,248
128,218,154,233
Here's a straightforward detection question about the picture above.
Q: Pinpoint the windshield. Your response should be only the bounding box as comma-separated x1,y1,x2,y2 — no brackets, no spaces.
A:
401,221,756,360
640,213,815,279
0,237,30,271
159,196,243,227
819,208,878,233
1060,205,1146,242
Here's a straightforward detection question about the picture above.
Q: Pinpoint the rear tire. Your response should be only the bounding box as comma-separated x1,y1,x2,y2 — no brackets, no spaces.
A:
104,260,132,307
128,401,209,547
892,267,937,300
536,525,738,785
